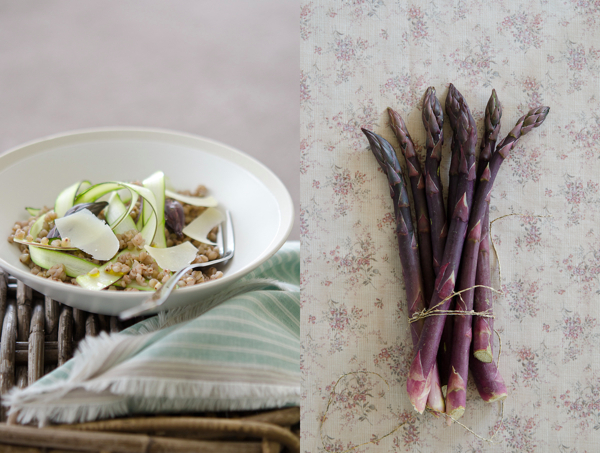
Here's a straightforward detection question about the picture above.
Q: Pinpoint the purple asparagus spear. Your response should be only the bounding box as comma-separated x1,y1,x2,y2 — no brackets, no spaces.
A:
473,89,501,363
422,87,448,275
406,95,478,413
470,90,507,405
363,129,445,413
388,108,435,303
445,84,461,220
363,129,425,347
470,204,508,404
445,105,550,419
436,84,470,392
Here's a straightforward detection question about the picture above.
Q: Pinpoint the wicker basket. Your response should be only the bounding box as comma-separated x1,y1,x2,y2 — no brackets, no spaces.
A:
0,270,300,453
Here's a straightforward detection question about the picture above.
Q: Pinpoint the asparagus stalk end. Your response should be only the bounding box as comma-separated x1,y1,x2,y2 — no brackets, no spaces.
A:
445,366,467,420
407,350,431,413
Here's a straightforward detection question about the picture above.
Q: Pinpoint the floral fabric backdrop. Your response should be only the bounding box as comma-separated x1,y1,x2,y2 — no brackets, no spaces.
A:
300,1,600,452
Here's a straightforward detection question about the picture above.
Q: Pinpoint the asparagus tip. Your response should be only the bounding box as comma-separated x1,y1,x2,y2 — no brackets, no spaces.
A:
387,107,400,127
487,89,502,127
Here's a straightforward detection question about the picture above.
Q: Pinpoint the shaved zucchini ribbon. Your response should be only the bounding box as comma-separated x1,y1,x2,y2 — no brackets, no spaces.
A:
54,180,92,218
21,172,221,290
105,193,137,235
75,177,162,248
29,246,151,291
29,246,96,278
142,172,166,248
75,249,142,290
25,207,41,217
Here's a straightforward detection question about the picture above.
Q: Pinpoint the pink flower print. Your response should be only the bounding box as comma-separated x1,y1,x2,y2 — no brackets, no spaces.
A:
300,2,312,18
353,393,366,402
380,73,425,107
563,315,584,340
299,2,314,41
377,212,395,230
502,415,539,452
557,310,599,362
334,36,355,62
567,44,587,71
516,347,539,386
444,37,499,87
378,348,390,360
569,0,600,26
523,76,540,91
300,70,311,104
329,305,350,331
408,5,424,20
565,178,584,205
504,277,541,321
554,375,600,431
500,13,545,52
406,5,429,44
404,422,420,447
332,170,353,196
507,144,544,185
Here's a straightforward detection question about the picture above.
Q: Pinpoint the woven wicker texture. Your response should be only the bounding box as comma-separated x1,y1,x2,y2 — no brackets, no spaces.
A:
0,271,300,453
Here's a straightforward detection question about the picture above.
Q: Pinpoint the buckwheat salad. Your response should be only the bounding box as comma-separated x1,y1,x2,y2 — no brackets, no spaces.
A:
7,172,225,291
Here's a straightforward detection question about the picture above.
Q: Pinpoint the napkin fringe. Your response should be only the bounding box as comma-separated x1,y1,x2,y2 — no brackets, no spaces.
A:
13,397,130,426
11,379,300,425
13,392,299,426
5,277,299,425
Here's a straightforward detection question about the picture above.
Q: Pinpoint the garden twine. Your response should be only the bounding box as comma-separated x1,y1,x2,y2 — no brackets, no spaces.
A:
320,213,551,451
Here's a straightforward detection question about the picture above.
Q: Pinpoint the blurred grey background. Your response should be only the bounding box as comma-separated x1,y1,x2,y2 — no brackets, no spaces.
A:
0,1,299,239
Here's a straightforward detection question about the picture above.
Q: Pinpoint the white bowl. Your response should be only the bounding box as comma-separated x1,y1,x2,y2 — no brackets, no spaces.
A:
0,128,294,315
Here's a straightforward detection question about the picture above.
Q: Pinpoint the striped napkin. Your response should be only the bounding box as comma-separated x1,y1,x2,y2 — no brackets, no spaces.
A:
4,242,300,425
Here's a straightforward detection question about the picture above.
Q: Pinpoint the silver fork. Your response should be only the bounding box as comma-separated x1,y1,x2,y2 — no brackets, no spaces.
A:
119,210,234,320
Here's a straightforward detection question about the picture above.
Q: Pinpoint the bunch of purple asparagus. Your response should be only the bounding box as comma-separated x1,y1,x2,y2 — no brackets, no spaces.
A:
362,84,549,420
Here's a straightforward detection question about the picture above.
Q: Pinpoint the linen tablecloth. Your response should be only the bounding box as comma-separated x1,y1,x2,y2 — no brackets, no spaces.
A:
5,242,300,425
301,2,599,451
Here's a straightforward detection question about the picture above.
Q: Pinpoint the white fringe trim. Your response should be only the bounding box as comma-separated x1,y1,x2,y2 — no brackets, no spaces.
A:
15,393,299,426
12,378,300,425
18,400,130,427
4,277,299,425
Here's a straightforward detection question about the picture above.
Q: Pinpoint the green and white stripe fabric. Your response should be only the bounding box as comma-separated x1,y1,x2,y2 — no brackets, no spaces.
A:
5,242,300,425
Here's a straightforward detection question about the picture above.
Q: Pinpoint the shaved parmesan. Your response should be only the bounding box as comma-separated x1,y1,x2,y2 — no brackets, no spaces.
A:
182,208,224,245
55,209,119,261
144,242,198,271
165,189,218,207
